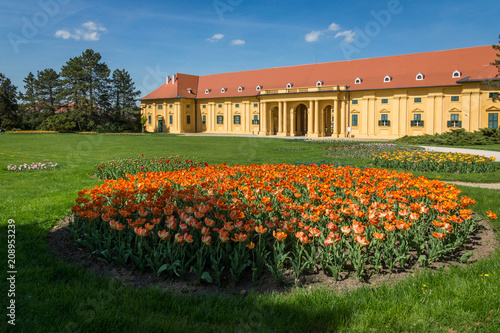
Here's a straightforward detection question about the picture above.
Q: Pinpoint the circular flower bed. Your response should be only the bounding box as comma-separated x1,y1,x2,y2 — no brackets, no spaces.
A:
71,164,479,286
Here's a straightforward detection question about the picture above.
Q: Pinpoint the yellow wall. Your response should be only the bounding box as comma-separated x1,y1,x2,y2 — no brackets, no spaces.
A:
140,83,500,138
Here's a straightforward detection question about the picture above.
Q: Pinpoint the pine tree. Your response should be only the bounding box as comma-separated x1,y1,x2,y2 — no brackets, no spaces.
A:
108,69,141,131
19,72,39,130
0,73,19,130
59,49,110,131
35,68,61,115
488,35,500,102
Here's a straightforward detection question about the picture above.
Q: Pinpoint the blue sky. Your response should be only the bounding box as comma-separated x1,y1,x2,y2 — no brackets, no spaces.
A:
1,0,499,96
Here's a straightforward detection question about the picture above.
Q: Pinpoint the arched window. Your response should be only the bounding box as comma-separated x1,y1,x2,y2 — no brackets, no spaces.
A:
384,75,392,83
316,81,323,87
416,73,424,80
354,77,362,84
286,83,293,89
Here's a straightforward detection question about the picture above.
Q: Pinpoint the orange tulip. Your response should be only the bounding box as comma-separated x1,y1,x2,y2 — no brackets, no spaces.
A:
432,232,446,239
201,235,212,246
487,211,497,219
158,230,171,240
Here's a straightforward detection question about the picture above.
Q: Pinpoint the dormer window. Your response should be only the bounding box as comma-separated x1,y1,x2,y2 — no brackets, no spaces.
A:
221,88,227,93
205,89,210,94
238,86,244,92
286,83,293,89
256,85,262,91
354,77,362,84
452,70,462,78
316,81,323,87
384,75,392,83
416,73,424,81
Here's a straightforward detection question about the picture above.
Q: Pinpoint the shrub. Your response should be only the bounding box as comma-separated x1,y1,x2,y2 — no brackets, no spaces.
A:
396,128,500,146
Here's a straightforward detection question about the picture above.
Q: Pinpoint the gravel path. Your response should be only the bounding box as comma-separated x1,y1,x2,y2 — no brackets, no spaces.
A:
419,146,500,190
420,146,500,161
444,181,500,190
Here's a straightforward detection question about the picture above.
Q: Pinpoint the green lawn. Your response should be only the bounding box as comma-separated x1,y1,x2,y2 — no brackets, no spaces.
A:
1,133,499,332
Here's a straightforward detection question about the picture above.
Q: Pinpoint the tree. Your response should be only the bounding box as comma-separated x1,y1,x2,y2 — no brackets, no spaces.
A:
59,49,110,131
486,35,500,102
0,73,19,129
35,68,61,115
106,69,142,132
19,72,38,129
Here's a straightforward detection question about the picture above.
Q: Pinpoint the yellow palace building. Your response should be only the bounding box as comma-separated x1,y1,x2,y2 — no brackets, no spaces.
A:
140,45,500,138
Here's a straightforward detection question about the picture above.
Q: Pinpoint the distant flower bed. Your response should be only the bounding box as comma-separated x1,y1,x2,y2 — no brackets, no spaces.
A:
95,155,207,180
322,143,424,159
7,160,58,171
373,151,497,173
274,147,303,152
77,132,98,134
9,130,58,134
103,133,145,136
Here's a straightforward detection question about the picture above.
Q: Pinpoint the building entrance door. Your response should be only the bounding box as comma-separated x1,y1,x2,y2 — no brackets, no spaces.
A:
158,120,163,133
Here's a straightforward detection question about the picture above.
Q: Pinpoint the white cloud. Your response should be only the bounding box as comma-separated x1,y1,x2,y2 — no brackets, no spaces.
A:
55,30,79,40
305,30,323,43
231,39,246,46
207,33,224,42
82,21,107,32
328,22,341,31
54,21,106,41
335,30,356,43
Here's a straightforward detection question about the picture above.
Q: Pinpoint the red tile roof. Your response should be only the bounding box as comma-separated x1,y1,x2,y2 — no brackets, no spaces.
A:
141,46,499,101
141,73,198,100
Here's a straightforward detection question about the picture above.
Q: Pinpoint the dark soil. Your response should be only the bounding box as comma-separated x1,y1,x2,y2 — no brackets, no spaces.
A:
48,215,499,297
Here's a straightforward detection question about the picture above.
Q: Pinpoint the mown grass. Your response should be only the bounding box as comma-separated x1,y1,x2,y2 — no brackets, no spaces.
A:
1,133,499,332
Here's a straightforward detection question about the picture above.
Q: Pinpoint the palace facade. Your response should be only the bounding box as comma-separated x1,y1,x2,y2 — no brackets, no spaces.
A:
140,46,500,138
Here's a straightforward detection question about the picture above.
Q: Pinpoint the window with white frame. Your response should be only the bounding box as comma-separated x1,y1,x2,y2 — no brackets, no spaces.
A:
447,114,461,128
379,114,390,126
411,114,424,127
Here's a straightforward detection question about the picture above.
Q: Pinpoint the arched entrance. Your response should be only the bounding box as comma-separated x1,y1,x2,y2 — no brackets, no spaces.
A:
294,104,308,136
323,105,333,136
271,106,279,135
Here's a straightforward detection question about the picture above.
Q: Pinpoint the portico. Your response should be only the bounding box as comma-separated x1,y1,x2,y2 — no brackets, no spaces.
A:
258,85,349,137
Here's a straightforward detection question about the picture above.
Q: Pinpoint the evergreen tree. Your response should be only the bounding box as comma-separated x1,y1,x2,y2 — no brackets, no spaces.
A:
59,49,111,131
0,73,19,129
35,68,61,115
107,69,141,131
487,35,500,102
19,72,41,129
